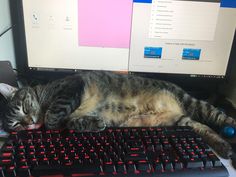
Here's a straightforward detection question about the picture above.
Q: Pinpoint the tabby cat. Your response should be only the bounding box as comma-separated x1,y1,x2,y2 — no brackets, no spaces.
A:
1,71,236,160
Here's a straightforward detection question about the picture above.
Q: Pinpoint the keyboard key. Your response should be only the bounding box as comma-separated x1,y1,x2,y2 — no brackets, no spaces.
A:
103,162,115,173
185,159,204,168
213,160,222,167
2,152,12,158
136,160,151,171
32,164,101,176
127,147,144,154
124,153,147,161
0,159,13,166
115,162,126,173
17,165,32,177
164,162,174,171
126,161,136,173
174,161,184,170
6,166,17,177
204,160,213,168
155,162,164,172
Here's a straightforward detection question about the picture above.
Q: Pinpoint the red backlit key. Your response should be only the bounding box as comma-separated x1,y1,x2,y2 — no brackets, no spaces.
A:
115,161,126,173
2,152,12,158
136,160,151,171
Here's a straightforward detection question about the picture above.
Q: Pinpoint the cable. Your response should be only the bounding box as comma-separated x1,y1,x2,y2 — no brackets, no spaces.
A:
0,25,14,38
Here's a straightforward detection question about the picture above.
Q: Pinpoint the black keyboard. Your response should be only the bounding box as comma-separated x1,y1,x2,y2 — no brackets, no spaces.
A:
0,127,229,177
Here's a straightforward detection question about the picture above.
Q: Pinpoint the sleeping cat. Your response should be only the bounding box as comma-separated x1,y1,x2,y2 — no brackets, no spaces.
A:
1,71,236,161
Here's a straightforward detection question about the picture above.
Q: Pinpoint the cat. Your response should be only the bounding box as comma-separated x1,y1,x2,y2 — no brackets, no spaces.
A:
1,71,236,161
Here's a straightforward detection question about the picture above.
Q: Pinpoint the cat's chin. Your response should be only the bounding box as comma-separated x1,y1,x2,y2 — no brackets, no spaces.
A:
26,124,42,130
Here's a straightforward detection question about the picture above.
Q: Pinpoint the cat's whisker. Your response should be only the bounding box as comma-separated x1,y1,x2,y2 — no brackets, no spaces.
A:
11,121,20,128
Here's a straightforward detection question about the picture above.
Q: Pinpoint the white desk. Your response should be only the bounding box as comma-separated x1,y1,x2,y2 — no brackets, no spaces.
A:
219,157,236,177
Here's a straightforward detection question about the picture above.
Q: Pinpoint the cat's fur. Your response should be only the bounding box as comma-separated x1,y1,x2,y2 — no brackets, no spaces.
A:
2,71,236,160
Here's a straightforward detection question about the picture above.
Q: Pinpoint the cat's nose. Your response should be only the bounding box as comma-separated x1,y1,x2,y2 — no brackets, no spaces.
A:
26,116,34,125
28,118,34,125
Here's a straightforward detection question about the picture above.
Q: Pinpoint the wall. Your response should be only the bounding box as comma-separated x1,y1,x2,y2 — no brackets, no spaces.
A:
0,0,16,68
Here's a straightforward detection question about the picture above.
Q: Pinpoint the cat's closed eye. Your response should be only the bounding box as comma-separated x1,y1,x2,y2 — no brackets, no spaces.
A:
22,106,28,115
12,122,20,128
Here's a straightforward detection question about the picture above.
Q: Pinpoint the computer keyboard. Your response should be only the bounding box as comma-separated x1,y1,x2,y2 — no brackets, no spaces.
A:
0,126,229,177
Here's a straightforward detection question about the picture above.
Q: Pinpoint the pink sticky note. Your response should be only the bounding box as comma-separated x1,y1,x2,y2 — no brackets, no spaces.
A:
78,0,133,48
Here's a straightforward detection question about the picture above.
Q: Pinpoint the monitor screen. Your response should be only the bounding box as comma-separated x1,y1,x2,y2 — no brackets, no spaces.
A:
21,0,236,78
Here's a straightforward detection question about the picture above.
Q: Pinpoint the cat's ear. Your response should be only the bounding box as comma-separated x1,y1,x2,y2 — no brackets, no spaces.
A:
0,83,18,100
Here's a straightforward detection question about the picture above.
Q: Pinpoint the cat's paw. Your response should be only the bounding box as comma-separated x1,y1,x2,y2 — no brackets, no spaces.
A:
223,117,236,129
68,116,106,132
86,117,106,131
44,112,61,129
212,140,233,159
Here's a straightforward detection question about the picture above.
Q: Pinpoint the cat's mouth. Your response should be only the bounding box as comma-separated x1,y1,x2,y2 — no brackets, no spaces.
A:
13,122,43,131
21,116,43,130
26,123,42,130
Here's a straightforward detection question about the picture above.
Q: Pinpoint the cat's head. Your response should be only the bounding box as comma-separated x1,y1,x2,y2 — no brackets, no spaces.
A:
0,84,41,131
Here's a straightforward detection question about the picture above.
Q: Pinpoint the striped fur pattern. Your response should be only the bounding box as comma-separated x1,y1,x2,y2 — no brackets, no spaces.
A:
3,71,236,159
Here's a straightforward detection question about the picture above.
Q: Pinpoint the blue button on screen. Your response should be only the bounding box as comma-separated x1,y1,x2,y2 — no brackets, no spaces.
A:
182,48,201,60
144,47,162,59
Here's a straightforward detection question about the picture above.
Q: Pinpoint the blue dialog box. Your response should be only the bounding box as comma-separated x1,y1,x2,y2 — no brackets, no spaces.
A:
182,48,201,60
144,47,162,58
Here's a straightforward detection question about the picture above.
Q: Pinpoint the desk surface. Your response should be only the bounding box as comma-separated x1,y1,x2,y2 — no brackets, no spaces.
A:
219,157,236,177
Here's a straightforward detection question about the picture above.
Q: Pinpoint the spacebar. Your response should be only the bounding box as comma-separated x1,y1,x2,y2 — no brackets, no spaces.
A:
32,164,101,176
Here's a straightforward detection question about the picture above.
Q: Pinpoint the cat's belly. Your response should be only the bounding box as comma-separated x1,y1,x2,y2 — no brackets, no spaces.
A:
70,88,184,127
100,90,184,127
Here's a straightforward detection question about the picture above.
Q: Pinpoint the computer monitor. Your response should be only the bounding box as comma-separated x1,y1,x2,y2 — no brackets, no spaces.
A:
12,0,236,81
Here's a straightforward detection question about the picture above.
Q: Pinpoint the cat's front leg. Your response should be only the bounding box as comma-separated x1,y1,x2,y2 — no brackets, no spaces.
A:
44,95,81,129
67,116,106,132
